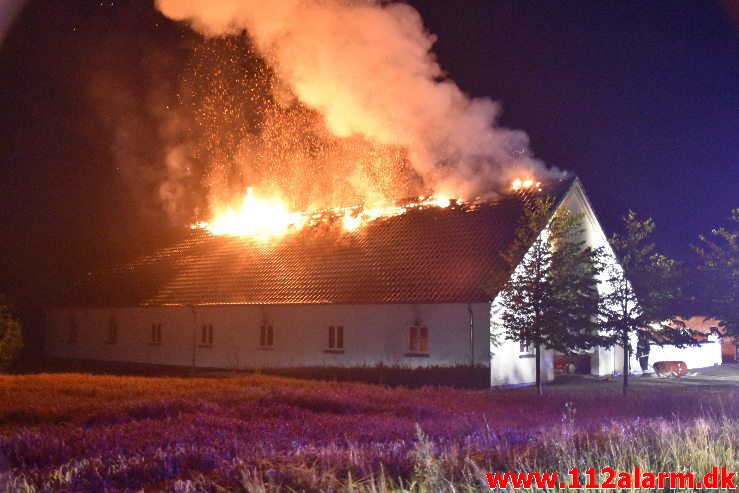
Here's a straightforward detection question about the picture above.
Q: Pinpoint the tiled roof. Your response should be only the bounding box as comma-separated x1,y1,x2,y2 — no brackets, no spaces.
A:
68,177,576,307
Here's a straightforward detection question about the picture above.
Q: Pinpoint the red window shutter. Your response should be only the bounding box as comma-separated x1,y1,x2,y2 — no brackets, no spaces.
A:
420,326,428,353
337,326,344,349
328,326,335,348
410,326,418,352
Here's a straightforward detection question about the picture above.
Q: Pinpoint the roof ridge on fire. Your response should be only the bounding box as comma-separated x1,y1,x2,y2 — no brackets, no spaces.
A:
65,175,578,307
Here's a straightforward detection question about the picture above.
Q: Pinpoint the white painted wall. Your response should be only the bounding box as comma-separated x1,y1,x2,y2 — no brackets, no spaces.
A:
486,181,612,386
585,335,721,376
589,334,641,376
558,181,643,377
646,336,722,371
486,180,616,385
489,295,555,386
46,303,491,374
490,341,554,386
46,179,644,388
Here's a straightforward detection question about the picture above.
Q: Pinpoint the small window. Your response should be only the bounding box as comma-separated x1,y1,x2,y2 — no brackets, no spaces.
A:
259,324,273,348
150,323,162,345
106,317,117,344
200,324,213,347
68,318,78,344
409,326,428,354
328,326,344,350
520,340,532,354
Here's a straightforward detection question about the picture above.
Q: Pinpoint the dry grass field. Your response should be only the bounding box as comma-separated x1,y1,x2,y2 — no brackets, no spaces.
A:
0,371,737,491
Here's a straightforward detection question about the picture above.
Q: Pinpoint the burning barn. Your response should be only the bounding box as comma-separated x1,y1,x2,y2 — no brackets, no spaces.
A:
45,176,637,386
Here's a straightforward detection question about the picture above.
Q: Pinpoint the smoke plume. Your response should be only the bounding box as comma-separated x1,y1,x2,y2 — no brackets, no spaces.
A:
89,56,202,226
156,0,555,201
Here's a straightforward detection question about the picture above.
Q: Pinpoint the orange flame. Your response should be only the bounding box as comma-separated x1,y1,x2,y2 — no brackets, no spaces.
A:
198,188,306,241
196,189,457,240
511,178,541,191
341,212,363,232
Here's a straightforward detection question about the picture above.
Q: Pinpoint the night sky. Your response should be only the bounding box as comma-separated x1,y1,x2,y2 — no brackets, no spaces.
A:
0,1,737,342
411,0,738,255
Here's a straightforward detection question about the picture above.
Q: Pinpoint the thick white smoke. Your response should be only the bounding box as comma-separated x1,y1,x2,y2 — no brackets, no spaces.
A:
156,0,556,198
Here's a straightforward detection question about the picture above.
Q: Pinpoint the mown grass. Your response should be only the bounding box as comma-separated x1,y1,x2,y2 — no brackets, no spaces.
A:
0,373,736,491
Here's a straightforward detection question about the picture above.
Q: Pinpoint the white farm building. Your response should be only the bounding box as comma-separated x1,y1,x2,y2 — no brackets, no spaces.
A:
46,177,651,386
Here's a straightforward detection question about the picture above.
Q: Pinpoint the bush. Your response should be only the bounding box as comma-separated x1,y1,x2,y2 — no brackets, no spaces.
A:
0,303,23,371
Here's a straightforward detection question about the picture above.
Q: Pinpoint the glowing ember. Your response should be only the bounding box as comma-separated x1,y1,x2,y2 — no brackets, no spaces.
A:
195,189,459,240
511,178,541,191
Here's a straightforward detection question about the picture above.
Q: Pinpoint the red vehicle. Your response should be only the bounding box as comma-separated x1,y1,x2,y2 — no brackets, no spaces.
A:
652,361,688,377
554,354,591,374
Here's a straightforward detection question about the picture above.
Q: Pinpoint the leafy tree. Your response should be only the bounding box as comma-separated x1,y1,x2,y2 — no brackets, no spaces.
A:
548,216,606,353
690,209,737,337
490,198,603,394
0,301,23,372
598,211,692,395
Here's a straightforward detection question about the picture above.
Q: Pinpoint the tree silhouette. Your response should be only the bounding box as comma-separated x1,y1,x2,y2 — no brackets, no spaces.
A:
690,209,737,337
599,211,692,395
490,198,603,394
